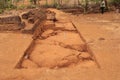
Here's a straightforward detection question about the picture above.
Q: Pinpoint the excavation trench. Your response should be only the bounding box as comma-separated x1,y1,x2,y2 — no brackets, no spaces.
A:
16,19,98,69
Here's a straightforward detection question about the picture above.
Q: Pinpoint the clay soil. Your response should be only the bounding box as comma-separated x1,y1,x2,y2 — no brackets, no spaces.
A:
0,8,120,80
20,20,95,69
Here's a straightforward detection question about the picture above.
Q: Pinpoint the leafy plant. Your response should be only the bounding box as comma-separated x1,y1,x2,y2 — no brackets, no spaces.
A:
0,9,4,14
26,4,36,9
110,0,120,7
17,4,26,10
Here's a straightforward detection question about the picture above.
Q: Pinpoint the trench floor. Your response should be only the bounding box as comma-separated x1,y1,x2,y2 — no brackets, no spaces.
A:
18,20,97,69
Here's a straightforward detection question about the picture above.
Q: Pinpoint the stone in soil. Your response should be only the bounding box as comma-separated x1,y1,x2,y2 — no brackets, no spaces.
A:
0,15,21,24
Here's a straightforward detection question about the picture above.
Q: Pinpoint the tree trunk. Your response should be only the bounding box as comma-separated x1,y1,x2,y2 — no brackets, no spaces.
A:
37,0,40,5
60,0,62,5
33,0,37,5
78,0,80,5
58,0,61,7
105,0,108,10
45,0,48,7
74,0,76,7
84,0,88,14
53,0,56,7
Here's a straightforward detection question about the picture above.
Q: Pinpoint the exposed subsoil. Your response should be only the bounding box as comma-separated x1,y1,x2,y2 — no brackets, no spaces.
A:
19,20,96,69
0,8,96,70
1,7,120,80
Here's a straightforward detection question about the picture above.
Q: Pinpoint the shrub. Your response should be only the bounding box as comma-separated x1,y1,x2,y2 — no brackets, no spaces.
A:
110,0,120,8
26,5,36,9
0,9,4,14
17,5,26,10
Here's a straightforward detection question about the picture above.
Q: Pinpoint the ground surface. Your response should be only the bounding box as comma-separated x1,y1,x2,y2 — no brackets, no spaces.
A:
0,8,120,80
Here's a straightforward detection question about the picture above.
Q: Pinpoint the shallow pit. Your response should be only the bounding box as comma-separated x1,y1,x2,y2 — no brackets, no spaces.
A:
17,20,97,69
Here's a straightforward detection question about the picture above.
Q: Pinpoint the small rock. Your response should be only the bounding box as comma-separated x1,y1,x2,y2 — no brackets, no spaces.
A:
99,37,105,40
21,11,31,19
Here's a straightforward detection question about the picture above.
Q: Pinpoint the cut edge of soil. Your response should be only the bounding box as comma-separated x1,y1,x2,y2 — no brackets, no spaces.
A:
15,20,99,69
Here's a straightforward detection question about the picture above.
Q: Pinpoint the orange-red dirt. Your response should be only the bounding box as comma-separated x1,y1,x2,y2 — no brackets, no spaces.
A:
0,8,120,80
21,19,95,69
